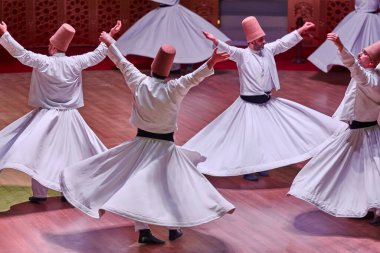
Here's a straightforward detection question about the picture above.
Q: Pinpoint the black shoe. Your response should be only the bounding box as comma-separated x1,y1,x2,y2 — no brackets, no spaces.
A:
29,196,47,203
370,215,380,225
61,196,68,203
243,173,258,181
259,171,269,177
138,229,165,244
169,229,183,241
361,212,374,220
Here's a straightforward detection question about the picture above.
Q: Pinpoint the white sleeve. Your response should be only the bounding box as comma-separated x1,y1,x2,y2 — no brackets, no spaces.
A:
0,32,49,70
339,48,380,87
71,42,108,70
266,30,303,56
217,40,244,62
108,43,147,91
167,62,214,98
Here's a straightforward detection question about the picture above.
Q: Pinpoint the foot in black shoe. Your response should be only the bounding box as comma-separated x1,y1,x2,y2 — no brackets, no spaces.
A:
138,229,165,245
361,212,374,220
259,171,269,177
61,196,68,203
169,229,183,241
243,173,258,181
29,196,47,203
370,215,380,225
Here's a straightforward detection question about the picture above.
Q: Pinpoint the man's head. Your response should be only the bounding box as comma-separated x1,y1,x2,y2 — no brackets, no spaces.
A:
359,41,380,68
151,44,176,79
48,23,75,55
242,16,266,51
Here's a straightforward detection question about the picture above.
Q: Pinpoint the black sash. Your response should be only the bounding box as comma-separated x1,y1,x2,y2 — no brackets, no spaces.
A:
240,92,271,104
349,120,377,129
137,128,174,142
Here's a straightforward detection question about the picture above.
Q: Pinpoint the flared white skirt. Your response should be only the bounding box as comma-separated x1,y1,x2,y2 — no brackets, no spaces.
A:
289,125,380,217
116,4,230,64
0,108,107,191
184,97,347,176
308,12,380,72
61,137,235,227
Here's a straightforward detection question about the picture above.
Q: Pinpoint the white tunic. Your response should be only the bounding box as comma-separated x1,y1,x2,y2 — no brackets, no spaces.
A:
183,31,347,176
115,0,230,64
217,31,303,94
60,44,235,227
308,0,380,73
289,48,380,218
333,49,380,123
0,32,107,191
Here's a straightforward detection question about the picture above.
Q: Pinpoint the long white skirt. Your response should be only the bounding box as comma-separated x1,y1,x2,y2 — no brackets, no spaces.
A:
0,109,107,191
308,12,380,73
115,4,230,64
289,125,380,217
61,137,235,227
184,97,347,176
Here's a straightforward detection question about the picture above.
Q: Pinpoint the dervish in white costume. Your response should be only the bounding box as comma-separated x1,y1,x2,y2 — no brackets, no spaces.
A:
0,21,121,203
308,0,380,73
60,31,235,244
184,17,347,181
289,35,380,225
116,0,230,68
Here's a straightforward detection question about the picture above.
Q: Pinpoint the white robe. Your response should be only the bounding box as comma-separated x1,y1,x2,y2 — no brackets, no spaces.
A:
60,44,235,227
308,0,380,73
0,32,107,191
115,0,230,64
289,49,380,218
183,31,347,176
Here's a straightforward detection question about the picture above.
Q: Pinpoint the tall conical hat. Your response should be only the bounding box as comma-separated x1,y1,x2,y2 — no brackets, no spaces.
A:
49,23,75,52
151,44,176,77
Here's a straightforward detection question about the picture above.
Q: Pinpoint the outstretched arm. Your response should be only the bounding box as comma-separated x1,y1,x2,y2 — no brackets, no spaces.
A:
266,22,314,55
167,49,229,97
74,20,122,70
204,31,242,62
329,33,378,87
0,21,49,69
100,31,146,91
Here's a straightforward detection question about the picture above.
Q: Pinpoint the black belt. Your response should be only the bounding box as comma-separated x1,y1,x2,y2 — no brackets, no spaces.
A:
349,120,377,129
137,128,174,142
240,92,271,104
160,4,171,7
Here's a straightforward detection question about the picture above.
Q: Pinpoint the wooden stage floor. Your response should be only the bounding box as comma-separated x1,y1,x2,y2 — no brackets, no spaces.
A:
1,69,380,253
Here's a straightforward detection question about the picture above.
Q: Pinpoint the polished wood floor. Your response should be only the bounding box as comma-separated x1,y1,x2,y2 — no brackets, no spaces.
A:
1,68,380,253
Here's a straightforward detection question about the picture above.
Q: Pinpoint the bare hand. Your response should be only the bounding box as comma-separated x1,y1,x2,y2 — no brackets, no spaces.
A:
297,22,315,35
207,48,230,69
327,32,343,51
109,20,122,37
99,31,113,47
203,31,218,46
0,21,8,36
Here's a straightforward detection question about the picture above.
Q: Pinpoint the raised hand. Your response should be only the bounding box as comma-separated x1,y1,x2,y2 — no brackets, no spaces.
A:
0,21,8,36
99,31,113,47
109,20,122,37
203,31,218,46
207,48,230,69
297,21,315,35
327,32,343,51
